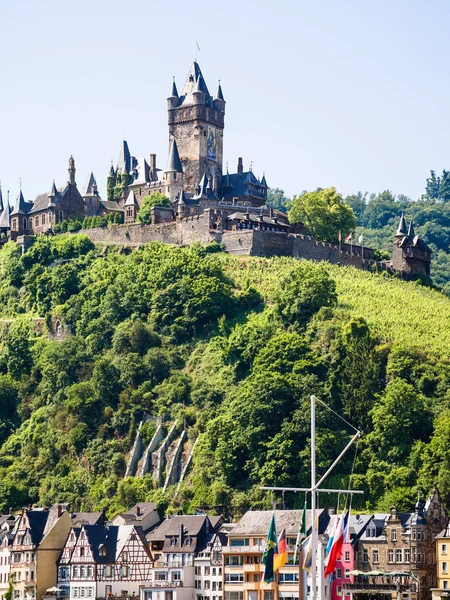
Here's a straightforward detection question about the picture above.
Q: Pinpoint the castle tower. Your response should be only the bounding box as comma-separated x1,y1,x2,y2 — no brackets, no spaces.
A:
167,61,225,194
392,215,432,278
164,139,184,201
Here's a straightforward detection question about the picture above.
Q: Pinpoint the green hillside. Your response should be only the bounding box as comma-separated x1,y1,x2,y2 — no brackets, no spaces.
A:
0,236,449,519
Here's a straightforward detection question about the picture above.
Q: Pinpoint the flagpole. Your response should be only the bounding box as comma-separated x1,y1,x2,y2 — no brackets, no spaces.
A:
299,545,303,600
311,395,317,600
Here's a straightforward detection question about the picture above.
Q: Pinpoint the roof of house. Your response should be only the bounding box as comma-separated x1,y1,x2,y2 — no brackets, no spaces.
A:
24,510,50,546
116,502,158,526
99,200,123,213
10,191,33,216
147,515,212,552
71,511,105,527
180,61,212,106
227,211,289,228
29,186,66,214
165,139,183,174
230,509,327,537
220,171,266,199
82,172,98,196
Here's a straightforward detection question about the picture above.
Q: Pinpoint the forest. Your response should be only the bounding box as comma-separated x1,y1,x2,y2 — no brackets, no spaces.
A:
0,234,450,519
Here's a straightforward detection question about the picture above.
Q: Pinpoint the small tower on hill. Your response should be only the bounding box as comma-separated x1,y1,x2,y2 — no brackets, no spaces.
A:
392,214,432,278
167,61,225,194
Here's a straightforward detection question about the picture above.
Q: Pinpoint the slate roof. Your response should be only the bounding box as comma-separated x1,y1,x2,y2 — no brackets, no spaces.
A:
325,513,372,545
117,502,157,526
192,174,219,201
165,139,183,173
227,211,289,228
29,186,66,214
220,171,266,199
82,172,97,196
11,191,32,215
395,214,407,236
99,200,123,213
25,510,50,546
124,190,138,207
216,83,224,101
231,509,327,536
83,524,119,563
117,140,131,174
0,203,11,229
147,515,212,552
71,511,105,527
180,61,212,106
170,79,179,98
0,186,3,212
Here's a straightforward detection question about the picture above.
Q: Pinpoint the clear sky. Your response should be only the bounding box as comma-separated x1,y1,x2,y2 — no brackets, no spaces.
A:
1,0,449,207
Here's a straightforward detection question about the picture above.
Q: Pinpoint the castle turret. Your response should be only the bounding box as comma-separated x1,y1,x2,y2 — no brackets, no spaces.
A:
392,214,432,278
107,163,116,201
168,77,180,109
165,139,184,201
68,156,76,186
48,180,58,206
214,81,225,113
0,183,3,213
395,213,407,237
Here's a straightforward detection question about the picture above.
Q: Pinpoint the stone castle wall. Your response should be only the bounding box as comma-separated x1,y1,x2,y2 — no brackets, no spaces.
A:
69,219,391,274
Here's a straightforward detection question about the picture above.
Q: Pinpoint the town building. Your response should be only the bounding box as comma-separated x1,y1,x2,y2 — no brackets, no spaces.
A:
222,509,331,600
194,523,228,600
111,503,161,535
143,515,220,600
0,515,19,600
57,524,153,600
431,521,450,600
343,486,447,600
328,513,372,600
392,214,432,278
10,504,72,600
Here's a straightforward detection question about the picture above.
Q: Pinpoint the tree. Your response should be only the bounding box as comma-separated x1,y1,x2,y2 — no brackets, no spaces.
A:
137,193,170,224
275,262,337,330
266,188,291,213
345,192,367,222
288,187,356,242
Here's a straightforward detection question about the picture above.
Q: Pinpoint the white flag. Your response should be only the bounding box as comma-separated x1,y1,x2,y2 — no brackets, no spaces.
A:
358,234,363,243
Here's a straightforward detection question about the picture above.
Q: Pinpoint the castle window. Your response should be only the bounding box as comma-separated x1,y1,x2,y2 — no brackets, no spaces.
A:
174,173,177,180
23,218,27,229
12,218,17,231
35,217,39,227
42,214,46,225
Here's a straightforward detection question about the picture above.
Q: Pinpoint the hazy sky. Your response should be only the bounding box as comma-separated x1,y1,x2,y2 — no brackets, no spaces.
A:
1,0,449,206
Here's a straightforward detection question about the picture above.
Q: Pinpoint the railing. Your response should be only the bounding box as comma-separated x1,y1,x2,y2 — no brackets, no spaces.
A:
343,583,412,593
224,546,264,553
154,560,193,567
149,581,183,588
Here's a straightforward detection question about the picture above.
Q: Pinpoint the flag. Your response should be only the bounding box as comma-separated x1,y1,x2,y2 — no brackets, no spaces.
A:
302,535,312,572
343,509,350,543
294,501,307,564
274,528,288,571
324,511,349,577
338,231,341,242
326,514,338,554
345,233,352,242
196,40,201,52
358,234,363,243
262,515,278,583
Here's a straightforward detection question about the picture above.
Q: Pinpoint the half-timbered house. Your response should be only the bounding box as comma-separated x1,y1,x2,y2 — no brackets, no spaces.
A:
58,524,153,599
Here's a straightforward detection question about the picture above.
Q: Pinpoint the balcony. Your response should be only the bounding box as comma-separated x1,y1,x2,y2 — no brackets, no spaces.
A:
343,583,416,594
225,546,263,554
260,582,276,591
149,581,183,588
243,583,260,591
243,565,261,572
154,560,193,568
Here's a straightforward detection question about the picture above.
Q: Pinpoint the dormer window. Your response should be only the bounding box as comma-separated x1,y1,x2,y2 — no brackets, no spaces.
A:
170,538,176,546
99,547,107,557
186,538,192,546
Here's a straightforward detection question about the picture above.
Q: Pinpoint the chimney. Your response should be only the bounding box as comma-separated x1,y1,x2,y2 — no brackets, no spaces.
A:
237,157,243,175
150,154,157,177
56,504,62,518
136,505,142,517
180,523,184,546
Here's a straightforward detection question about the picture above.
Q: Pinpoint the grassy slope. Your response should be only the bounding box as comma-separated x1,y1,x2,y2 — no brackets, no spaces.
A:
218,255,450,358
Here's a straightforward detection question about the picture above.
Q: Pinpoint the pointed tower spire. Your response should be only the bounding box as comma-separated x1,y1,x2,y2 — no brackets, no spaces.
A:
408,220,415,239
0,182,3,213
261,174,268,188
217,80,224,101
395,213,407,237
165,139,183,173
170,77,179,98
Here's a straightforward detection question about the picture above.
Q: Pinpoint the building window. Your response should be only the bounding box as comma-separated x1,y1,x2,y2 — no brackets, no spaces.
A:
396,550,402,563
362,550,368,564
172,571,181,581
337,569,342,579
224,594,243,600
373,550,379,563
443,562,448,574
417,531,423,541
444,581,448,590
443,544,448,554
344,551,350,562
42,214,46,225
230,539,249,547
225,574,244,584
225,556,243,566
405,549,410,562
392,530,397,541
345,570,350,579
388,550,394,563
263,593,273,600
278,574,298,583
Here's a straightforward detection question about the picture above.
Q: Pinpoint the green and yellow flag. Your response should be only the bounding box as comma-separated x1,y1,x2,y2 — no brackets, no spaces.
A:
262,514,278,583
294,501,307,564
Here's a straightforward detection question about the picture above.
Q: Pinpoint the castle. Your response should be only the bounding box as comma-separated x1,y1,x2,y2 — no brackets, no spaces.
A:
0,61,432,279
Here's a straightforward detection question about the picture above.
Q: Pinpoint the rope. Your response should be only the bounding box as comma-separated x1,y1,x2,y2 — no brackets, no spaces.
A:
315,396,359,433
